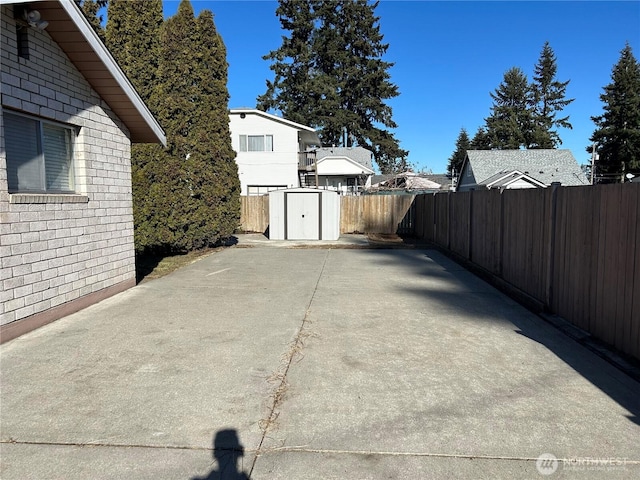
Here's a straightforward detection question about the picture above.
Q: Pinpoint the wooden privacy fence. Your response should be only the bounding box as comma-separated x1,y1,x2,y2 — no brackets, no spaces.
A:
239,194,415,235
340,195,415,234
240,195,270,234
414,184,640,361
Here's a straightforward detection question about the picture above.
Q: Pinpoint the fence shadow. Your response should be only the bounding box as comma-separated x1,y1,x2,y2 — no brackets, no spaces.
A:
367,247,640,427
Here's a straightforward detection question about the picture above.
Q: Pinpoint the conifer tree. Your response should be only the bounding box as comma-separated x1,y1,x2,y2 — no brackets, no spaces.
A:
75,0,107,40
106,0,239,252
448,128,470,176
485,67,533,149
257,0,319,127
530,42,573,148
150,0,239,251
470,126,491,150
105,0,166,253
105,0,162,103
590,44,640,182
259,0,408,173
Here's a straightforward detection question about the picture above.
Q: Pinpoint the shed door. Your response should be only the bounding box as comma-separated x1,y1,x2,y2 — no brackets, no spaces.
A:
286,192,320,240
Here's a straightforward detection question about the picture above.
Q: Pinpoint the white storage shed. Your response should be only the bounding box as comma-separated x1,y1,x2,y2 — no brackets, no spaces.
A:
269,188,340,240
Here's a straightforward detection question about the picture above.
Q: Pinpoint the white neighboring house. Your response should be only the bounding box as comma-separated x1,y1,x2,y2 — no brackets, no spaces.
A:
229,108,321,196
456,150,589,192
0,0,165,341
313,146,375,194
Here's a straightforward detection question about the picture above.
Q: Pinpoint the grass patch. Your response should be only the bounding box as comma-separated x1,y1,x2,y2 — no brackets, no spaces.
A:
135,247,223,284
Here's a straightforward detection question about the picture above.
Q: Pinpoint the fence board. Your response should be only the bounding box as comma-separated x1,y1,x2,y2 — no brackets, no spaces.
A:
449,192,471,258
470,190,502,274
632,188,640,359
501,189,548,302
621,185,638,357
434,193,450,247
240,196,269,233
600,185,622,347
340,195,415,234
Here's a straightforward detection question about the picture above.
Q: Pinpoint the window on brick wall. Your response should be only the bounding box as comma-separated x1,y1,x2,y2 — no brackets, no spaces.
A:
4,111,76,193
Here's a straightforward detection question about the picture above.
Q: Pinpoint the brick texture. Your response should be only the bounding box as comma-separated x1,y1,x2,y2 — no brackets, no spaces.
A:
0,7,136,326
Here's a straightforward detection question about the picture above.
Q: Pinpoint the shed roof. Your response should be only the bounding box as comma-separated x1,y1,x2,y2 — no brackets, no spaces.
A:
465,150,588,187
2,0,165,145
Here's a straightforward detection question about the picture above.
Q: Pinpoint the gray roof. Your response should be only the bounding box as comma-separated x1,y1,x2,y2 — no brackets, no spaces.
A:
315,146,373,170
370,174,394,186
465,150,589,187
423,174,452,190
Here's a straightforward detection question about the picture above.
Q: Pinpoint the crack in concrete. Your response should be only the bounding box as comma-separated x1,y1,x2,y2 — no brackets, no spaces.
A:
252,446,640,464
248,250,329,478
0,439,214,451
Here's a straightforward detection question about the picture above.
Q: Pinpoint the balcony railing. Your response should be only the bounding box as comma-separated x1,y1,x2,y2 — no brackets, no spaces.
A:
298,151,317,170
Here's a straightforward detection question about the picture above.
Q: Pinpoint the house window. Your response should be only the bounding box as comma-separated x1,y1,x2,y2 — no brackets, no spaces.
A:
247,185,286,196
4,111,76,193
240,135,273,152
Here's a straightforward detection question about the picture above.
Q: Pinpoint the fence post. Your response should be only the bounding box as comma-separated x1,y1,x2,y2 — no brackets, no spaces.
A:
545,183,560,309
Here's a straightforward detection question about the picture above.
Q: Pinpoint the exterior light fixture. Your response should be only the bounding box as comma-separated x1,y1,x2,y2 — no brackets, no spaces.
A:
14,5,49,30
24,9,49,30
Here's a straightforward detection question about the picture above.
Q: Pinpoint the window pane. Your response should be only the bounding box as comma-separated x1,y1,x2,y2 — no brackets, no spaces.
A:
265,135,273,152
4,113,43,192
43,123,73,191
248,135,264,151
239,135,247,152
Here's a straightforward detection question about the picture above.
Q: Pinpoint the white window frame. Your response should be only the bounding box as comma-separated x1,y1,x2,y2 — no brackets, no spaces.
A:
239,134,274,152
4,110,77,194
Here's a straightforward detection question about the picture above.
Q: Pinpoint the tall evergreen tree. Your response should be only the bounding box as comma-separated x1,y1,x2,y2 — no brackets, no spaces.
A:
448,128,470,176
106,0,239,252
105,0,162,103
257,0,319,127
590,44,640,182
75,0,107,40
258,0,408,173
152,0,239,251
484,67,533,149
470,126,491,149
191,10,240,240
530,41,574,148
105,0,166,252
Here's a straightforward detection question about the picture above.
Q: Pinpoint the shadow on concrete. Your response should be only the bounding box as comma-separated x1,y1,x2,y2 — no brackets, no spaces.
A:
363,247,640,427
136,237,239,284
191,429,250,480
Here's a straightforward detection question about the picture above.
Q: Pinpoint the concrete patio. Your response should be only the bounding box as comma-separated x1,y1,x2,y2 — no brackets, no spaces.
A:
1,237,639,479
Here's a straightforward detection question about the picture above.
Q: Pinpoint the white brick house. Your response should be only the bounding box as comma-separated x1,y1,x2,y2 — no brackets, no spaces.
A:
0,0,165,342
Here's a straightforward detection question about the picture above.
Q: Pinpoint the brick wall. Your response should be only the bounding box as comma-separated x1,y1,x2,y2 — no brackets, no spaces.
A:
0,6,136,327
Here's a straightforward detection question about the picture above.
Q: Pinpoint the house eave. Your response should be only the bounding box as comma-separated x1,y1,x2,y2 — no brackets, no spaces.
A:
4,0,166,145
230,108,320,140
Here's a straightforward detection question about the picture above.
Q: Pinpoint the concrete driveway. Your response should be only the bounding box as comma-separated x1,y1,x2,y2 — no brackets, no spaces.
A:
1,237,639,479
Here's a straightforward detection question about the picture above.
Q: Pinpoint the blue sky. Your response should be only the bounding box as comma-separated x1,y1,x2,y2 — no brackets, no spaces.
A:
160,1,640,173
